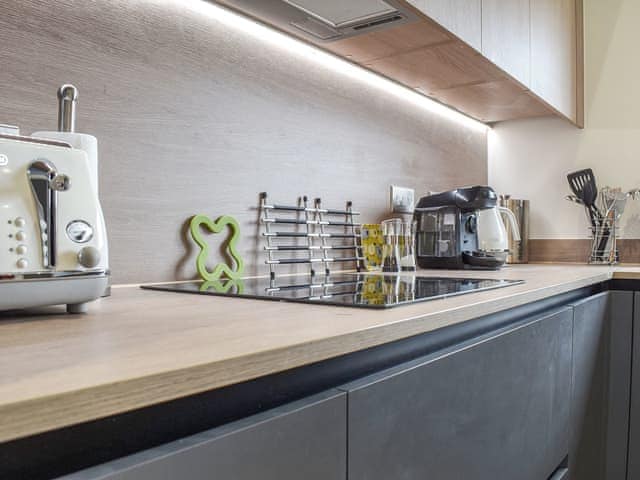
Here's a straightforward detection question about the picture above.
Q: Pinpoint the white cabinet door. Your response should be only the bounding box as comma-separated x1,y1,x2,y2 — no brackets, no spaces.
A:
481,0,531,86
408,0,482,51
530,0,578,121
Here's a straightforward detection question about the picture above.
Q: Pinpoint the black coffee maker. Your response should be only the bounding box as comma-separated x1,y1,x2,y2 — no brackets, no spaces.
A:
414,186,504,269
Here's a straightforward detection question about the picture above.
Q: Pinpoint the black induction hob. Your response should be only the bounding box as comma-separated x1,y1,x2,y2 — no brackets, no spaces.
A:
142,273,524,309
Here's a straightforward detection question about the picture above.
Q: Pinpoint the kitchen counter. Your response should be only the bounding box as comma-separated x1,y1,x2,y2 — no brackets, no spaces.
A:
1,264,638,443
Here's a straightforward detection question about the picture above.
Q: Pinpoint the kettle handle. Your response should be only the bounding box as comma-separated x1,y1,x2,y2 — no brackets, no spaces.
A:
498,207,521,241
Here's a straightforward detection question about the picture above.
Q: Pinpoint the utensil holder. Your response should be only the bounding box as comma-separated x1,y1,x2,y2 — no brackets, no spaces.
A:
588,215,619,265
566,186,635,265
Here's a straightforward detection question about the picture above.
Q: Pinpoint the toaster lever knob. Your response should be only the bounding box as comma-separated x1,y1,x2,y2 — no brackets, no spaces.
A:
78,246,101,268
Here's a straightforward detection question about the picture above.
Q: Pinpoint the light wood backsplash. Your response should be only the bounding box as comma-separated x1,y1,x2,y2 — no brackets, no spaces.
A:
0,0,487,283
529,239,640,264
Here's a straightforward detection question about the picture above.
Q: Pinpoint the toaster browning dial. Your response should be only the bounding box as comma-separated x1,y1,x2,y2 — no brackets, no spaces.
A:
66,220,94,243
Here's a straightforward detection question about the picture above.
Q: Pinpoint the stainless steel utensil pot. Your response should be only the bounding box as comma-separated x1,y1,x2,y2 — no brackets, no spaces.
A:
499,197,529,264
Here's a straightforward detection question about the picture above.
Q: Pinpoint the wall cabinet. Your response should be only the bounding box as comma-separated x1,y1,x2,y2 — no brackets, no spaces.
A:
407,0,482,50
413,0,581,123
344,307,573,480
58,391,347,480
481,0,531,86
530,0,579,122
219,0,582,125
569,292,633,480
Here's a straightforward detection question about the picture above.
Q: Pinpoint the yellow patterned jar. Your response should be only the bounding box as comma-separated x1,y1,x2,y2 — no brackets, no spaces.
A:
361,224,384,271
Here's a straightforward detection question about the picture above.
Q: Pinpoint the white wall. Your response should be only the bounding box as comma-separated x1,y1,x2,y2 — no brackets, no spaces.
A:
489,0,640,239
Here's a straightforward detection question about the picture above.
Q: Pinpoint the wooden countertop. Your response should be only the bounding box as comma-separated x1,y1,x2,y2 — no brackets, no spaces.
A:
1,264,637,443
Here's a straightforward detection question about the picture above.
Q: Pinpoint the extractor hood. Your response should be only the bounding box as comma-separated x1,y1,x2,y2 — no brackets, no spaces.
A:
218,0,417,41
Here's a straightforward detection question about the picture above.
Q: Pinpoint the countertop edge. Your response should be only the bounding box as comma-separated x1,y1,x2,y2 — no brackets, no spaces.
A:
0,269,616,443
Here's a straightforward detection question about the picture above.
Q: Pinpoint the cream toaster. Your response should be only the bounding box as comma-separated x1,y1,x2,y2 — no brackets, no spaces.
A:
0,86,109,313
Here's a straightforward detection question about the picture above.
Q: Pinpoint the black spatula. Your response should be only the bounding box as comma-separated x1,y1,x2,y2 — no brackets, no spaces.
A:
567,169,608,258
567,169,601,224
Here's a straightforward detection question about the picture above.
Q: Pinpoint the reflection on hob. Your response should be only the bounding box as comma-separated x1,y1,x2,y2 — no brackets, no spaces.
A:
142,274,523,309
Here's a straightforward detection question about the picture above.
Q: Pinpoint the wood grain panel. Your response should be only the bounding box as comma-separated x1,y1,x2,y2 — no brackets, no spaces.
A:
433,80,553,123
0,265,619,442
218,0,582,126
529,239,591,263
408,0,482,50
482,0,531,86
326,19,452,63
529,239,640,263
530,0,578,121
368,41,500,94
0,0,487,284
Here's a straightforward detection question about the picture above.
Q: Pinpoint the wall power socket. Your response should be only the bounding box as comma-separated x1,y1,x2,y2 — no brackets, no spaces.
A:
390,185,415,214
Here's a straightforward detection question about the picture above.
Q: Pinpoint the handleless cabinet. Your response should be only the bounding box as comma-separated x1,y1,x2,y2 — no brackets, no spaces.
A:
481,0,531,86
343,307,573,480
404,0,583,125
57,390,347,480
530,0,579,123
407,0,482,50
569,291,633,480
218,0,582,124
628,293,640,480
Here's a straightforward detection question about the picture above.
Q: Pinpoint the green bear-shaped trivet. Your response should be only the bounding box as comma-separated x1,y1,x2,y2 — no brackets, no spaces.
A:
200,278,245,295
190,214,244,282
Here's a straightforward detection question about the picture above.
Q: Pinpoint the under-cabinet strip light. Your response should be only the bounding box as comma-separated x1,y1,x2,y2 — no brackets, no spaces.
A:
181,0,488,132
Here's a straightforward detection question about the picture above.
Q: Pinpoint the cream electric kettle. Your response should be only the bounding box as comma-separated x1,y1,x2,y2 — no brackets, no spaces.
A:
476,206,521,265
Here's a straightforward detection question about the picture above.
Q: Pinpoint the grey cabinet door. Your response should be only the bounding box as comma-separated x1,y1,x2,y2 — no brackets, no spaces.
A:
629,292,640,480
343,307,573,480
570,291,633,480
58,389,346,480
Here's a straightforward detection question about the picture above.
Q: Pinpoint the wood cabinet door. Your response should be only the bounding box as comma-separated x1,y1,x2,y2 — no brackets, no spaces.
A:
570,291,633,480
481,0,531,86
530,0,578,121
57,390,346,480
408,0,482,50
344,307,573,480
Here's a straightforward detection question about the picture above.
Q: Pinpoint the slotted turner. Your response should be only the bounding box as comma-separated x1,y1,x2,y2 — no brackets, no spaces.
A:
567,169,602,224
567,169,609,259
567,169,597,205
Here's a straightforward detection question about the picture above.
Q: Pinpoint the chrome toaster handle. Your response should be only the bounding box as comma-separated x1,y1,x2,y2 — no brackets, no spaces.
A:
27,160,70,269
57,84,78,133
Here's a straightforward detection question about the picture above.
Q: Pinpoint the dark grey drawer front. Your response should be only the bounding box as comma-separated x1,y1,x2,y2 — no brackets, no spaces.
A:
630,293,640,480
345,307,573,480
570,291,633,480
58,390,346,480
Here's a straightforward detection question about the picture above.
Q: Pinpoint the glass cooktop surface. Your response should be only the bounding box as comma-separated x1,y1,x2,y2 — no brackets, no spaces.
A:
142,273,524,309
